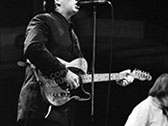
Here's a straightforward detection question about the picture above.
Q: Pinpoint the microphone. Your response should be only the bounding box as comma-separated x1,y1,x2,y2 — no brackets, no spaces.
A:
77,0,108,5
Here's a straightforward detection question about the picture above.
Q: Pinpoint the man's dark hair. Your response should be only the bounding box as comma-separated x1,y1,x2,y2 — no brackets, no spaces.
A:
149,73,168,99
43,0,55,12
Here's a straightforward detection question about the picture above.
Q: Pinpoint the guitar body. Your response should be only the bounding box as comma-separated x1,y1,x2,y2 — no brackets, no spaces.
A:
38,58,91,106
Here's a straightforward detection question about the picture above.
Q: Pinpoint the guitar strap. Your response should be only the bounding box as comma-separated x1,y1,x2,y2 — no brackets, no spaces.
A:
17,59,40,83
19,59,42,88
25,60,53,118
17,59,52,120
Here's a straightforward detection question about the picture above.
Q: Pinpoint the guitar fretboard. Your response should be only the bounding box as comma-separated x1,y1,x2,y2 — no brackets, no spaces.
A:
81,73,123,84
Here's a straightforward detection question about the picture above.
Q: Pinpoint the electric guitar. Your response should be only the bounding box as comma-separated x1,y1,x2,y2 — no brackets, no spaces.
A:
38,58,152,107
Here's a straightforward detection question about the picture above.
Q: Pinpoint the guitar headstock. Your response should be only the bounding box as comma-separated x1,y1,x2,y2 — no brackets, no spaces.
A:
131,69,152,81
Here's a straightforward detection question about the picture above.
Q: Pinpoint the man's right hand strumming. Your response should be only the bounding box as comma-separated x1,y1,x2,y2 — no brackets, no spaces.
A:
64,70,80,90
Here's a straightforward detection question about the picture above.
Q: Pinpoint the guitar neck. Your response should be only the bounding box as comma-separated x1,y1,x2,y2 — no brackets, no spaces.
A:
81,73,123,84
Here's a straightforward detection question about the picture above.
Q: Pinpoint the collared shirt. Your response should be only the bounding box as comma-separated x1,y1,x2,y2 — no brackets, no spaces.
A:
124,96,168,126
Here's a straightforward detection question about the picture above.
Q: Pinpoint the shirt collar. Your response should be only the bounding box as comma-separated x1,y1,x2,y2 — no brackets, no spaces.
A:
149,96,162,108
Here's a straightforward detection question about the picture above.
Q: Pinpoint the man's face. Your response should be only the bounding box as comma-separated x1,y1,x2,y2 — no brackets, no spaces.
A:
59,0,80,15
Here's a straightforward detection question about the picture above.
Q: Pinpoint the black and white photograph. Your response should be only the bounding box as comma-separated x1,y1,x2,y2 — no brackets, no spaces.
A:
0,0,168,126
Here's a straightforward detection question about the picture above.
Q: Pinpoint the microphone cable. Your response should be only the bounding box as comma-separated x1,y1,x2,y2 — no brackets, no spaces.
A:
105,1,115,126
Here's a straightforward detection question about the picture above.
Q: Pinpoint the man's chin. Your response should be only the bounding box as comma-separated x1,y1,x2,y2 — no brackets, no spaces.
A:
72,9,79,15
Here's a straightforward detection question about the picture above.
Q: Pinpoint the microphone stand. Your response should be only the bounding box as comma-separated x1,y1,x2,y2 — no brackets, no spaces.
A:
79,1,111,126
91,4,97,126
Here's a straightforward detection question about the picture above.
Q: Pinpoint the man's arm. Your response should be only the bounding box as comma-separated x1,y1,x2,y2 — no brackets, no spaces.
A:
24,14,68,78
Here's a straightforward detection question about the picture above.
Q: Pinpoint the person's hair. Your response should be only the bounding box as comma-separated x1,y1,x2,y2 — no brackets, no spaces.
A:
149,73,168,99
43,0,56,12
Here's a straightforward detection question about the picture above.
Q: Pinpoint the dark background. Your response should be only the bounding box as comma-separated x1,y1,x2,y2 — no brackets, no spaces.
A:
0,0,168,126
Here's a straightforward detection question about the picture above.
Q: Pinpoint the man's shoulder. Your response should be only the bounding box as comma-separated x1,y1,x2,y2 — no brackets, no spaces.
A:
134,97,152,111
34,12,54,20
31,12,60,26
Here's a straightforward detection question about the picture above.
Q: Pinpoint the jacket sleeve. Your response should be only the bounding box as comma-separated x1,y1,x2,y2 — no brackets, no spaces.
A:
24,14,68,78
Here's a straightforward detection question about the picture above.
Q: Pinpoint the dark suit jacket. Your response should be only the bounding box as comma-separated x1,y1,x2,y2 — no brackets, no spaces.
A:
17,11,83,126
